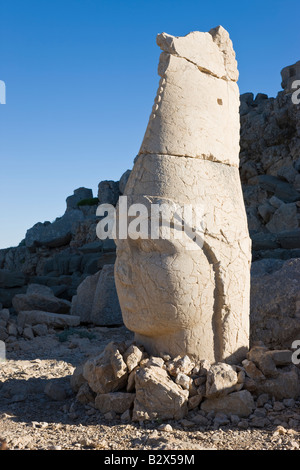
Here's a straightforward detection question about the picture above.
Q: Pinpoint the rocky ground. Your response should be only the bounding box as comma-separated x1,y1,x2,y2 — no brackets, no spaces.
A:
1,325,300,452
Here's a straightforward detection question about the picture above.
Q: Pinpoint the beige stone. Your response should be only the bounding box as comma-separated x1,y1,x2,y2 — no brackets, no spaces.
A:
205,363,239,398
83,341,128,394
201,390,255,417
132,365,189,421
114,27,251,366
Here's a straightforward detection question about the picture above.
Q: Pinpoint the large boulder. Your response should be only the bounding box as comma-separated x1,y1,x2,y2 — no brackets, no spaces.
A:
250,258,300,349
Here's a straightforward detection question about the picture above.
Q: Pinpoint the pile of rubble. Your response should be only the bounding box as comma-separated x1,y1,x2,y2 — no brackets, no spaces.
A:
70,340,300,423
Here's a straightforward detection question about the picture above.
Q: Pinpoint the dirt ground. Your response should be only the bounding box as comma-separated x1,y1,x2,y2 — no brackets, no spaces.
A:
1,324,300,453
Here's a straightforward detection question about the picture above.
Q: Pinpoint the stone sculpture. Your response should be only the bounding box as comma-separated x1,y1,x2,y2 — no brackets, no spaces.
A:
114,26,252,364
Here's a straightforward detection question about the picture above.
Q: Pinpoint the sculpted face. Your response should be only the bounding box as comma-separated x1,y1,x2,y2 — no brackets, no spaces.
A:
115,234,214,338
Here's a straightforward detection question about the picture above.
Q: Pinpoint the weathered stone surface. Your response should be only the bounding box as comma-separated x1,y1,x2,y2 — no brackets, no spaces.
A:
25,210,85,251
95,392,135,414
71,271,101,322
119,170,131,195
140,31,240,166
281,60,300,93
250,258,300,348
205,363,239,398
98,180,120,206
166,355,195,377
91,265,123,326
201,390,255,417
0,270,26,288
12,284,71,315
266,203,298,233
71,265,122,326
116,157,251,364
246,368,300,400
70,363,86,393
76,383,95,405
115,27,251,365
132,365,189,421
82,341,128,394
17,310,80,329
123,344,144,373
66,187,94,211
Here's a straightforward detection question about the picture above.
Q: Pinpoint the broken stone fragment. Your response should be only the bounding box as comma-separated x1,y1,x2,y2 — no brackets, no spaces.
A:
83,341,128,394
76,383,95,405
201,390,255,417
205,363,239,398
242,359,265,381
166,355,195,377
95,392,135,414
248,367,300,400
17,310,80,329
132,365,189,421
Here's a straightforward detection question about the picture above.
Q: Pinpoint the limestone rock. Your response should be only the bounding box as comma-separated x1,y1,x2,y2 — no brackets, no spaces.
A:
201,390,255,417
98,180,120,206
25,210,85,251
205,363,239,398
76,383,95,405
0,270,26,288
132,365,189,421
71,265,122,326
82,341,128,394
71,271,101,322
95,392,135,414
91,265,123,326
66,187,94,211
140,31,240,166
17,310,80,329
115,28,250,366
246,367,300,400
13,284,71,315
119,170,131,195
70,363,86,393
166,355,195,377
250,258,300,348
281,61,300,93
123,344,144,372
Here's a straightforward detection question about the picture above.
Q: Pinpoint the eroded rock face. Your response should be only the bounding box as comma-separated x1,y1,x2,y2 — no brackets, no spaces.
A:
132,365,189,421
114,26,251,364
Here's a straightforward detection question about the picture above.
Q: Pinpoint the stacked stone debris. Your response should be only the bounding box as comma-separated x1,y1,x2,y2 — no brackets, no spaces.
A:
70,340,300,423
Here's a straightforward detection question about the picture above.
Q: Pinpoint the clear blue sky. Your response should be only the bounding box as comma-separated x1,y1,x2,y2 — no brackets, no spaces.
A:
0,0,299,249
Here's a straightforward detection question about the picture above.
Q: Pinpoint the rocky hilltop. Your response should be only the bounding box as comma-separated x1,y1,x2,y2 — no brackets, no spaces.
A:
0,62,300,351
